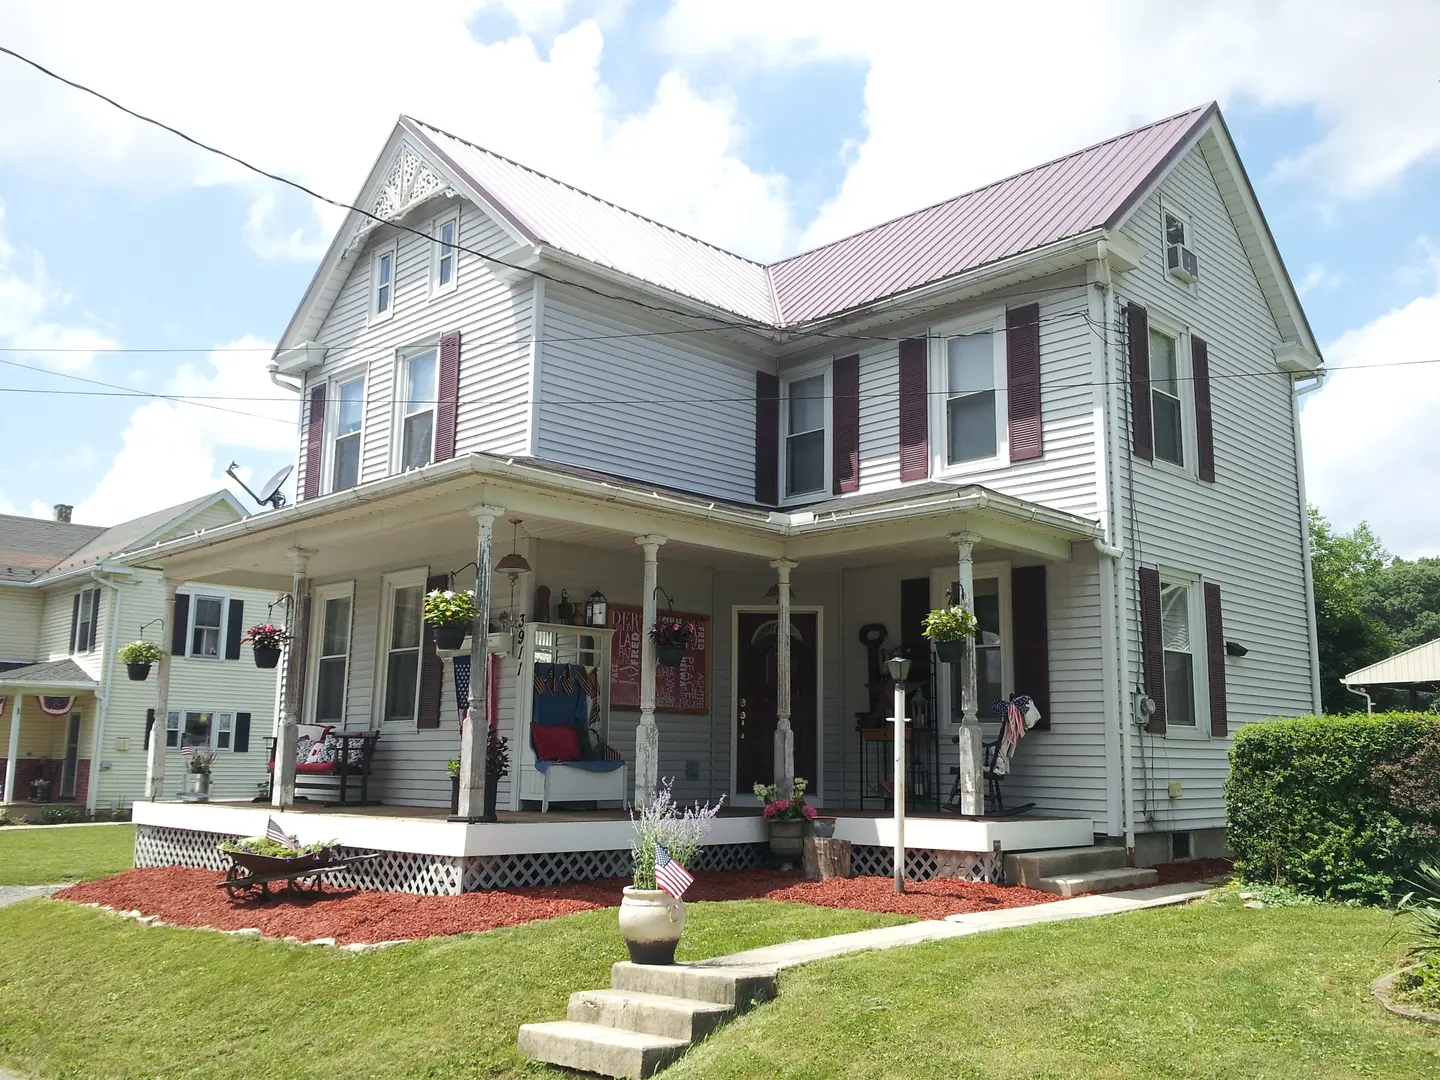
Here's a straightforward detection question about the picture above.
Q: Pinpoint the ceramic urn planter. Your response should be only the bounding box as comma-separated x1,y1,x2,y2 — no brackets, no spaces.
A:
619,886,686,965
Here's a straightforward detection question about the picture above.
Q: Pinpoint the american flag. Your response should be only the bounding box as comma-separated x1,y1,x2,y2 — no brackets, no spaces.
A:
602,742,623,762
265,816,296,848
180,744,195,757
653,844,694,900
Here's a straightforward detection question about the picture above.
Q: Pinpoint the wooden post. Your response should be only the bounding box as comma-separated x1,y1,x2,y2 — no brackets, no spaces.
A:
146,580,177,800
634,534,667,808
771,559,797,794
950,532,983,816
272,548,313,809
890,667,909,892
803,835,852,880
456,505,502,820
3,693,19,806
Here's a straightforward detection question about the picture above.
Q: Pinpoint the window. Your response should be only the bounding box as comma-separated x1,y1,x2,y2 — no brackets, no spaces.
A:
784,372,827,497
71,587,99,654
371,244,397,321
1149,327,1184,466
948,576,1004,721
189,594,225,658
330,374,364,492
312,587,353,725
380,573,425,724
945,332,998,465
1160,582,1196,727
1163,206,1189,249
432,212,459,293
165,710,233,751
398,347,438,471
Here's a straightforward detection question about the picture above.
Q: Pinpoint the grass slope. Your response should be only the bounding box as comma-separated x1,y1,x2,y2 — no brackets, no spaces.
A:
0,823,135,885
667,899,1440,1080
0,897,906,1079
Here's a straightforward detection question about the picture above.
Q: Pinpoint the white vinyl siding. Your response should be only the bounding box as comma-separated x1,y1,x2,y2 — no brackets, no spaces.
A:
0,590,42,664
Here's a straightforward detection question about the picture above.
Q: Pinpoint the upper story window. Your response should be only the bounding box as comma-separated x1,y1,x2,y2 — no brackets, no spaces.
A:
432,211,459,294
944,332,999,465
398,346,438,471
1149,327,1184,466
371,244,397,322
1160,581,1196,728
189,594,225,658
329,374,365,492
784,372,828,498
70,587,99,654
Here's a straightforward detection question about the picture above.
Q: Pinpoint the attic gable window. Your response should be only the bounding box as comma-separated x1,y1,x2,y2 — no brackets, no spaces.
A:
432,211,459,294
1164,208,1189,248
371,244,397,322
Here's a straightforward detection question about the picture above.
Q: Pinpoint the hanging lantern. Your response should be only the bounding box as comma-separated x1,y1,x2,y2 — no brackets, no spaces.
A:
585,589,608,628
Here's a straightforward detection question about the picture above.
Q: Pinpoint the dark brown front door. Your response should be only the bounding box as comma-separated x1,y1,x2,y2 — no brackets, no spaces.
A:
736,610,818,793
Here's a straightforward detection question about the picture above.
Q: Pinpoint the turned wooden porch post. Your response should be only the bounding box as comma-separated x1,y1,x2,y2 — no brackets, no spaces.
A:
950,532,984,816
771,558,797,794
272,547,314,809
145,579,178,800
634,534,667,807
456,505,502,821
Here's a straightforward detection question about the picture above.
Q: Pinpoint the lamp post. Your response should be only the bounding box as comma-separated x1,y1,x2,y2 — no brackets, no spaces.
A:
885,655,911,894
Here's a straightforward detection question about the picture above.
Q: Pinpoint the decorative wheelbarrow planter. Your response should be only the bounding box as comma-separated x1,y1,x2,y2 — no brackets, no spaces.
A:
217,847,380,900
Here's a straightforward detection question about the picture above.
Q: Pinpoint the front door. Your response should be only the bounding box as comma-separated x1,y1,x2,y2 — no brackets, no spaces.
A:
59,712,81,799
735,610,818,794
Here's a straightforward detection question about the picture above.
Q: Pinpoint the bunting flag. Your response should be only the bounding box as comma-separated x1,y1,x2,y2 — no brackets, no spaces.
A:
653,844,694,900
38,695,75,716
454,654,471,723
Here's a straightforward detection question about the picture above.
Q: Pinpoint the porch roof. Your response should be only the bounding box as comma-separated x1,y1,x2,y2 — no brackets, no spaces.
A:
0,658,99,695
122,452,1104,588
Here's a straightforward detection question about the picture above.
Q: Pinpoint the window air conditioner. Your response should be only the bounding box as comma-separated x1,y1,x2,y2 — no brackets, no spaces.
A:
1167,243,1199,283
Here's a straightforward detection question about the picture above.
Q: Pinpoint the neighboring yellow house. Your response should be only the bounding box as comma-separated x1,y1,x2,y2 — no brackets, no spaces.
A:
0,493,281,813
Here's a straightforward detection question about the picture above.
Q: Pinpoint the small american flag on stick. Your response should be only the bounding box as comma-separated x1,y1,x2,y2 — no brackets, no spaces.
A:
265,816,296,848
180,744,195,758
654,844,694,900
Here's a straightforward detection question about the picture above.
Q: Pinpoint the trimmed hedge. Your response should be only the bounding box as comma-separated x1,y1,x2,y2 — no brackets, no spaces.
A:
1226,713,1440,903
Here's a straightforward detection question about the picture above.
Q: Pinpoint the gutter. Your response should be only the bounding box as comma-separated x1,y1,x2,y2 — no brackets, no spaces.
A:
86,569,125,814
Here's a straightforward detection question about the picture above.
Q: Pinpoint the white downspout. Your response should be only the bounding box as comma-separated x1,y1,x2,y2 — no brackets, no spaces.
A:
1343,682,1373,714
87,570,124,814
268,364,302,394
1293,374,1325,714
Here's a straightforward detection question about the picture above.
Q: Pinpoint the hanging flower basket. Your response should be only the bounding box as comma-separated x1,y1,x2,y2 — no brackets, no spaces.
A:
922,606,977,665
253,646,282,669
243,624,291,668
126,662,152,682
649,618,696,668
934,639,965,664
656,644,685,668
117,641,161,680
434,623,468,651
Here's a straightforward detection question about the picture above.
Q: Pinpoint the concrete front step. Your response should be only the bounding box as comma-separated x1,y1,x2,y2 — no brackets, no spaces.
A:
1035,866,1159,897
1005,845,1128,887
518,1020,688,1079
610,961,778,1007
570,988,736,1042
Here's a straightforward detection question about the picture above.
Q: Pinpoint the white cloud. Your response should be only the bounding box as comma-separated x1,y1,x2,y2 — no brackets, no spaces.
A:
70,336,298,525
1296,263,1342,298
1302,258,1440,558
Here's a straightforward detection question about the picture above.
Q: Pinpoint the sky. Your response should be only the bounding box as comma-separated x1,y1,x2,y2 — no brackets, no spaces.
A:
0,0,1437,555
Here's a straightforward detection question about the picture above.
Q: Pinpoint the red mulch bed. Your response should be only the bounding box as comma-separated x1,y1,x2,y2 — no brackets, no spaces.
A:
54,867,1057,946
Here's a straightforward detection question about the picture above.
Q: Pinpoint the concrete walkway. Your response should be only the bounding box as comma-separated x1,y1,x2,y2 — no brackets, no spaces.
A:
698,882,1211,971
0,885,63,909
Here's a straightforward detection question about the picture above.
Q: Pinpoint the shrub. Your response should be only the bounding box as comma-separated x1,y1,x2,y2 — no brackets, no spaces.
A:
37,805,83,825
1226,712,1440,903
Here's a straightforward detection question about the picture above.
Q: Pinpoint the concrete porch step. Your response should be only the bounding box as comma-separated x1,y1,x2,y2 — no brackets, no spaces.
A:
1005,845,1128,887
1035,866,1159,897
569,988,736,1042
517,1020,688,1079
610,961,778,1007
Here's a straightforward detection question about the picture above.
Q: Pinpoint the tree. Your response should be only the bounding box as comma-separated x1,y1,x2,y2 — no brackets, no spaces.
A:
1363,556,1440,651
1308,508,1393,713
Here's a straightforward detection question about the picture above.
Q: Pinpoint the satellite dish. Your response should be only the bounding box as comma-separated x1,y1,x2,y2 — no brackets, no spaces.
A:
226,461,292,511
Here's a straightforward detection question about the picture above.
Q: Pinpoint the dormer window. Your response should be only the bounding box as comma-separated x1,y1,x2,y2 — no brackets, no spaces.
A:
371,244,397,322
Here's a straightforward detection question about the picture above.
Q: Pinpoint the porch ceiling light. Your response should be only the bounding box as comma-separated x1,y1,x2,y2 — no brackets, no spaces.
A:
764,583,799,603
495,518,532,575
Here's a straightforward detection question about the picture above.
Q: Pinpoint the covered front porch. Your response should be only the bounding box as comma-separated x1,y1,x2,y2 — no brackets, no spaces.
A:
1,659,100,810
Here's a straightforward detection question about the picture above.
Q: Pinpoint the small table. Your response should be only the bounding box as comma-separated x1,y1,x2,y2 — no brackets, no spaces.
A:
856,725,941,812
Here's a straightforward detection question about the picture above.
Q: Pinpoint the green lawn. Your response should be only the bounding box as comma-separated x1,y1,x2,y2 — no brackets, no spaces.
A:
667,895,1440,1080
0,823,135,885
0,897,906,1079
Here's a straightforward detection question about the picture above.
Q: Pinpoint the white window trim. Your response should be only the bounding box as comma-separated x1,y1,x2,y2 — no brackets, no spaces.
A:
929,561,1013,729
1145,311,1198,478
184,589,231,660
307,581,356,728
323,367,368,495
430,209,460,297
1160,197,1199,295
1156,567,1211,739
375,568,428,728
369,242,399,324
929,309,1009,478
71,587,99,655
779,361,833,504
391,344,440,474
165,708,235,753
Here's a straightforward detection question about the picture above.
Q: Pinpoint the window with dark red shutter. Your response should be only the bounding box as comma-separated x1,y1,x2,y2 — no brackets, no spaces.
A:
1139,567,1165,734
302,384,326,500
1192,335,1215,482
754,371,780,505
417,573,447,728
434,330,461,462
1127,302,1153,461
1006,304,1043,461
1011,565,1050,729
1204,582,1227,736
832,354,860,493
898,338,929,481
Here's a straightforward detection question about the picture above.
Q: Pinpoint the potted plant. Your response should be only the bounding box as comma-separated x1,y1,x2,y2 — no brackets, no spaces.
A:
447,732,512,819
624,781,723,965
423,588,477,651
921,605,979,664
184,750,217,799
241,624,291,669
648,618,697,668
754,777,816,861
117,640,162,681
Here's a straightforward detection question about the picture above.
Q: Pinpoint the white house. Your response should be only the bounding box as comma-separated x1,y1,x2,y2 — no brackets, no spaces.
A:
0,493,281,812
127,102,1323,886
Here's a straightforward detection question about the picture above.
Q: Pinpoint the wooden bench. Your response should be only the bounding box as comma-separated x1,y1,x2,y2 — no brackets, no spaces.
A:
262,730,380,807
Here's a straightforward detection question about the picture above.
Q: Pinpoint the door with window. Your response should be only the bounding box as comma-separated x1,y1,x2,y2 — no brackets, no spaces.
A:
59,713,81,798
735,610,818,794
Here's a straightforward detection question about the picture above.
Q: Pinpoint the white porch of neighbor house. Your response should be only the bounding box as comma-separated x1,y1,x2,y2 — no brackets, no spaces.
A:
129,455,1109,890
1,660,100,810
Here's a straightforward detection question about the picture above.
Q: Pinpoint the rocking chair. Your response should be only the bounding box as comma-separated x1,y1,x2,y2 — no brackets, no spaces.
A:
945,695,1041,817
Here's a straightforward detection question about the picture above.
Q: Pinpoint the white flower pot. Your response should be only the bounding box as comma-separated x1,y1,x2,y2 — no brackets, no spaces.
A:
619,886,685,965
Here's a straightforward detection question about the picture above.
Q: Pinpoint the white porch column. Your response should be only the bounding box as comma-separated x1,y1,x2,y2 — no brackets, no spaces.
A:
457,505,503,821
272,548,314,809
145,579,177,800
771,559,798,793
634,534,667,807
3,694,19,806
950,531,984,816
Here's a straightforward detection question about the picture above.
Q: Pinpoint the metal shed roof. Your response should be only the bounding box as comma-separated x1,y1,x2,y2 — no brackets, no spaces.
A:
1344,638,1440,687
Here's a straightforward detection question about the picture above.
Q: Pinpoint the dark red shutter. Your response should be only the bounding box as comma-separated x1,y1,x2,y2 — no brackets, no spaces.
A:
754,371,780,505
1127,302,1153,461
1192,335,1215,482
302,384,326,500
898,338,929,481
434,330,461,462
417,573,448,729
1006,303,1043,461
233,712,251,753
225,599,244,660
1011,565,1051,730
171,593,190,657
832,354,860,494
1139,567,1165,734
1204,582,1227,736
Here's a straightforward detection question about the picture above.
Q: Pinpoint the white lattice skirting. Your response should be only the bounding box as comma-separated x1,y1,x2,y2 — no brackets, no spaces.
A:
850,845,1002,884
